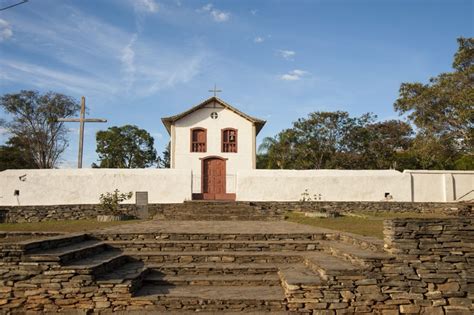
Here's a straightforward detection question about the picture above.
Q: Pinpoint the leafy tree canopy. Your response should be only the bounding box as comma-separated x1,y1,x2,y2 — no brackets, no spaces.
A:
258,111,413,170
394,37,473,168
94,125,157,168
0,90,80,168
0,136,37,171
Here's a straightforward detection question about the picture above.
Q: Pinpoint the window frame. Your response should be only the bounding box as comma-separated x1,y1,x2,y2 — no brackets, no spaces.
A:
190,127,207,153
221,128,238,153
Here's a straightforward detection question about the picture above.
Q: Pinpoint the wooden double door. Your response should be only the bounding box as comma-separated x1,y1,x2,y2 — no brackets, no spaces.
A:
199,157,235,200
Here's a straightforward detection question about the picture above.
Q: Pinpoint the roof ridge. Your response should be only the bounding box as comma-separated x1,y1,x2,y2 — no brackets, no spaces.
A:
161,97,266,135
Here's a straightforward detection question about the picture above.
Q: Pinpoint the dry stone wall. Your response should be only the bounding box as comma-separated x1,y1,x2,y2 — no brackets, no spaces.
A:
1,201,471,223
383,218,474,314
0,218,473,313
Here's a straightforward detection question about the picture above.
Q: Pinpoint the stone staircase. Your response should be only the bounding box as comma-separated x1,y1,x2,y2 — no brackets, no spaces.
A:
155,201,285,221
6,228,392,313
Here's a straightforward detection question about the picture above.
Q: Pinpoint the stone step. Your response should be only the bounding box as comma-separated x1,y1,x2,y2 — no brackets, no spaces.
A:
161,209,280,214
147,262,279,276
96,261,150,296
63,249,128,275
160,215,284,221
98,232,326,242
278,263,324,311
25,240,108,264
304,251,360,280
131,285,286,312
144,271,281,286
126,250,302,264
321,240,393,267
21,233,89,252
278,264,323,288
106,239,320,252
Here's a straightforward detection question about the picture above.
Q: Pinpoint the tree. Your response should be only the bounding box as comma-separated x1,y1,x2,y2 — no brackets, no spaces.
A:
0,136,37,171
394,37,474,168
157,142,170,168
347,120,414,169
95,125,157,168
257,111,416,170
0,90,80,168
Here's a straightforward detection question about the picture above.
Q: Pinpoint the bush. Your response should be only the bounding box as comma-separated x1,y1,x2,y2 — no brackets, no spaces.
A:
98,189,133,215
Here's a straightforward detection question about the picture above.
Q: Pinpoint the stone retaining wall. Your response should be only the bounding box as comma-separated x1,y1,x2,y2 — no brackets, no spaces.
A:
0,218,473,313
255,201,472,216
1,201,471,223
0,204,138,223
382,218,474,314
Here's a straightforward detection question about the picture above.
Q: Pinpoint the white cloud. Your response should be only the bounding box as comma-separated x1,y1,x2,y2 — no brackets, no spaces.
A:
121,34,138,90
0,19,13,42
254,36,264,43
0,126,9,136
134,0,159,13
0,59,118,94
250,9,258,16
2,6,207,97
279,69,309,81
277,49,296,60
200,3,230,22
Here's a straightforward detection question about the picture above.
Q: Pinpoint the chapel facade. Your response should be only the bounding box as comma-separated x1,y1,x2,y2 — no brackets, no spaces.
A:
161,97,266,200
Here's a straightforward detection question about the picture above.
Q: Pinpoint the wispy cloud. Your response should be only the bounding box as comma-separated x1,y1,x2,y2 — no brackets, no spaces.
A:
0,59,118,94
133,0,159,13
279,69,309,81
277,49,296,60
120,34,138,90
199,3,230,22
0,126,9,136
2,5,207,97
254,36,264,43
0,19,13,42
250,9,258,16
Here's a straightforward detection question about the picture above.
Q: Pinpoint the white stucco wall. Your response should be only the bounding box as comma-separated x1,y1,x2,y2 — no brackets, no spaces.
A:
0,169,191,206
235,170,413,202
0,168,471,205
172,102,255,184
405,170,474,202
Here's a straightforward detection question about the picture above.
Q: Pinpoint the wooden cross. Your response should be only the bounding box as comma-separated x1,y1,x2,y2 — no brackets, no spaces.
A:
57,96,107,168
208,84,222,97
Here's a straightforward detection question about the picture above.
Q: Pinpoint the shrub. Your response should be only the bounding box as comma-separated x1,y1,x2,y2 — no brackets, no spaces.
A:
98,189,133,215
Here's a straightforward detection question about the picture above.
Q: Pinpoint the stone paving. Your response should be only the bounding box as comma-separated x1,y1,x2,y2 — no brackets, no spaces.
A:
97,220,338,234
0,208,472,314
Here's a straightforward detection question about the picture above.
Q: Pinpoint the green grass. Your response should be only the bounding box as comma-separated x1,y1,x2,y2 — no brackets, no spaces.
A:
285,211,453,239
0,219,142,233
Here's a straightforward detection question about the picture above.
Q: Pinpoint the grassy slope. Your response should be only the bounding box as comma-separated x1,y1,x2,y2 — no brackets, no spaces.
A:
285,211,453,239
0,219,142,233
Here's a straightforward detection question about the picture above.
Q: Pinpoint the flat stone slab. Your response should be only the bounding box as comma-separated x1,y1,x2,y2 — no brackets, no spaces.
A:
134,284,286,301
97,220,336,235
323,240,392,261
279,264,322,285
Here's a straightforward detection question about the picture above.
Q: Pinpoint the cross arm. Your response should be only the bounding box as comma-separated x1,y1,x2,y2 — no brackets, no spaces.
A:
57,118,107,122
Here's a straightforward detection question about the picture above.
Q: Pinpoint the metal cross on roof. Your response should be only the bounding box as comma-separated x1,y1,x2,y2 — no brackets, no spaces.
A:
57,96,107,169
208,84,222,97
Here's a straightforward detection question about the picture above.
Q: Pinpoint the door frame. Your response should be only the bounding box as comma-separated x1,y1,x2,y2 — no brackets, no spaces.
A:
192,156,236,201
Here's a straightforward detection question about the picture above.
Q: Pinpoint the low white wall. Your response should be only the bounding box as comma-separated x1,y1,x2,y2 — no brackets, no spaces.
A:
235,170,413,202
0,169,472,205
0,169,192,206
406,170,474,202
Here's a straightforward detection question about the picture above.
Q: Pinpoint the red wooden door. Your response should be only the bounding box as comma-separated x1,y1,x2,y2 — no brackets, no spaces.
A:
202,158,226,199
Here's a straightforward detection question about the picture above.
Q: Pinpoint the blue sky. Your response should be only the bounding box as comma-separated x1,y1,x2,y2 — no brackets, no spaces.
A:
0,0,472,168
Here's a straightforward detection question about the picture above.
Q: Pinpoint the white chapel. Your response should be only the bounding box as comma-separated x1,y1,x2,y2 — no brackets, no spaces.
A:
161,96,266,200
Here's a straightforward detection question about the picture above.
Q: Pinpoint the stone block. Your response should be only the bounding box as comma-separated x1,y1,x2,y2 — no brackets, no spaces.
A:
420,306,444,315
399,305,420,313
447,298,472,308
438,281,460,292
